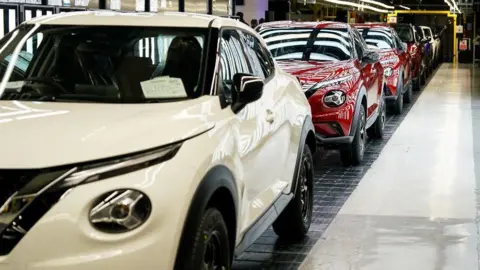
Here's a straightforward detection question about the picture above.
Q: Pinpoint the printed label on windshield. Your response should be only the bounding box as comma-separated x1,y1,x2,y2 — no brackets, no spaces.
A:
140,76,187,99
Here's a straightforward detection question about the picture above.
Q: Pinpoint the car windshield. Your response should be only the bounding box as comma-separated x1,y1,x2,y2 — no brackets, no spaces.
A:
259,27,352,62
394,25,414,43
358,27,394,50
258,28,313,60
0,25,207,103
310,28,352,61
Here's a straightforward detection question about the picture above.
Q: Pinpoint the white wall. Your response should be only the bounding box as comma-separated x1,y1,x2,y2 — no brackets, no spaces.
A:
235,0,268,25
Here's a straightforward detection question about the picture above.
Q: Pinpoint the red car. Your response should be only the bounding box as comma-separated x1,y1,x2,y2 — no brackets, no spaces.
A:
353,23,413,114
257,21,385,166
392,23,426,89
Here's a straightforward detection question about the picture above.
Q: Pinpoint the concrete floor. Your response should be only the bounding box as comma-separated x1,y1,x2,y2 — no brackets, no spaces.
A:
299,64,480,270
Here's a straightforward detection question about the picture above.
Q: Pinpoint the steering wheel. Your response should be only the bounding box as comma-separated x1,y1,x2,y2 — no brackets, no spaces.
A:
24,77,69,94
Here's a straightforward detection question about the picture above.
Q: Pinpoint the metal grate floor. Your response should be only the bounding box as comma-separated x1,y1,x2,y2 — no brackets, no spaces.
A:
233,74,433,269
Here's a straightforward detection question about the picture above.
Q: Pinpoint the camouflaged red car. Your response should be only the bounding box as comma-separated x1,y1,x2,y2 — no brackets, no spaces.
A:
353,23,413,115
257,21,385,166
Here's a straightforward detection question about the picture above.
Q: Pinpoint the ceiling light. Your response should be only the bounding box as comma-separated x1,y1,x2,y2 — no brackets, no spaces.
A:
360,0,394,9
324,0,389,13
398,5,410,10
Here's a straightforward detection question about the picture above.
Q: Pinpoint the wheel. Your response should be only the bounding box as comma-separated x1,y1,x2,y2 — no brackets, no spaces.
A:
403,79,413,104
413,76,421,91
420,71,426,86
367,98,385,139
390,78,403,115
175,208,231,270
273,145,313,242
340,104,366,166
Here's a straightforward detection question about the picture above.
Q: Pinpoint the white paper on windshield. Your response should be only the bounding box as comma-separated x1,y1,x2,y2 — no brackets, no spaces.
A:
5,81,24,89
140,76,187,99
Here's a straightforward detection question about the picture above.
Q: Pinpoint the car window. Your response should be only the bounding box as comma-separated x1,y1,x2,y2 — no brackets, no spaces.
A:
238,30,274,79
394,25,414,43
0,25,208,103
259,28,313,60
351,29,365,59
423,28,432,39
217,29,252,106
358,27,395,49
310,28,352,61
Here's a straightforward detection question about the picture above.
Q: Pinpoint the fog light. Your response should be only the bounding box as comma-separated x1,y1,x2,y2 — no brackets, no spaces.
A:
89,189,151,233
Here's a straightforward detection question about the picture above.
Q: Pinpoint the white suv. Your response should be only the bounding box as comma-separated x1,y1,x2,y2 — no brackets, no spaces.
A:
420,26,440,67
0,11,316,270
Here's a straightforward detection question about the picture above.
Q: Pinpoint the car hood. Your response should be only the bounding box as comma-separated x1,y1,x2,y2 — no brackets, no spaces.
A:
276,60,356,90
0,97,218,169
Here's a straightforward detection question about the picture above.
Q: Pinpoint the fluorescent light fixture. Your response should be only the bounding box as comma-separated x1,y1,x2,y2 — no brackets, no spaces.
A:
444,0,461,13
360,0,394,9
324,0,389,13
398,5,410,10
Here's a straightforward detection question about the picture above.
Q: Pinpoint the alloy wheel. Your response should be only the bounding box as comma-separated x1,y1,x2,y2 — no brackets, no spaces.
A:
300,155,312,224
204,231,223,270
359,113,366,155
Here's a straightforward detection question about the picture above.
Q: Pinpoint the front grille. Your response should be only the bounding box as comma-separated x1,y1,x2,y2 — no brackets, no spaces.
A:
0,170,38,206
0,169,70,256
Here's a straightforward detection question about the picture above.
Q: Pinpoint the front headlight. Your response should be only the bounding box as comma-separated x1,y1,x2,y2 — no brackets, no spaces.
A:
323,90,346,107
384,68,393,77
89,189,152,233
304,75,352,98
56,143,182,189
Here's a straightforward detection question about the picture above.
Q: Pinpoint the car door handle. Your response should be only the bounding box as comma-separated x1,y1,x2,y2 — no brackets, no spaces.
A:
265,109,275,124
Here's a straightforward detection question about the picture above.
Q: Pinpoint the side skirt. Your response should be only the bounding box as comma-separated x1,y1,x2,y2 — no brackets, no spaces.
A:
234,192,294,257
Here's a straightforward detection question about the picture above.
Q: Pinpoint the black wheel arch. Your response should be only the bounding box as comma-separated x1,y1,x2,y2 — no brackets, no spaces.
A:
291,115,316,196
349,86,367,137
174,165,238,269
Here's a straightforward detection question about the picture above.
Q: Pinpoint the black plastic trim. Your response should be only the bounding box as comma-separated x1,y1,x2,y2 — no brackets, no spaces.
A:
234,192,293,257
315,133,354,145
349,86,367,137
291,116,315,195
175,165,238,267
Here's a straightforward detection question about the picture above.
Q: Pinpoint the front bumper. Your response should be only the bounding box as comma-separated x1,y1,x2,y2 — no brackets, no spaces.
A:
0,164,187,270
315,133,354,147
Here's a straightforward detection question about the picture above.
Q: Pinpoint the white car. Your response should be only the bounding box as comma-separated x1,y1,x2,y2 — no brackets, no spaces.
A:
0,11,316,270
420,26,439,66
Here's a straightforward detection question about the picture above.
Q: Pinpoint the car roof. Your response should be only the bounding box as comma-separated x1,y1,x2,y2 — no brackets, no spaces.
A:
352,23,391,29
24,10,246,29
259,20,350,29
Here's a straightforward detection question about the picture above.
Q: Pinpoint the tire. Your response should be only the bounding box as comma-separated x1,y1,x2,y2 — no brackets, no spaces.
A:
403,79,413,104
273,145,313,242
175,208,231,270
413,76,421,91
420,71,426,86
391,78,404,115
367,98,385,139
340,104,366,166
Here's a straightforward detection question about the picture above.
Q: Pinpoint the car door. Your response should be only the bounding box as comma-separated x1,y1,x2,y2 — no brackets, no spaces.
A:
238,29,295,199
392,30,410,85
352,29,379,118
235,29,297,229
215,28,277,232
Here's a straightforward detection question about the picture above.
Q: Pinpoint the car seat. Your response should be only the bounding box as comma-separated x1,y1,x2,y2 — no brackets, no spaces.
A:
114,56,153,102
161,36,202,98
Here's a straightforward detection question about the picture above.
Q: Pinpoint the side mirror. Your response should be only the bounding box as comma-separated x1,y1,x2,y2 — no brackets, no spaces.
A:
361,50,379,64
434,34,439,39
231,73,264,113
